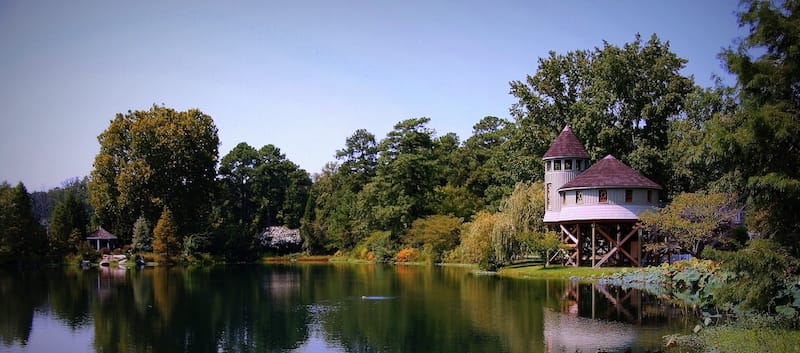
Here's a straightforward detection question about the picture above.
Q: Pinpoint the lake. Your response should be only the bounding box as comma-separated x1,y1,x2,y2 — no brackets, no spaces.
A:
0,264,692,353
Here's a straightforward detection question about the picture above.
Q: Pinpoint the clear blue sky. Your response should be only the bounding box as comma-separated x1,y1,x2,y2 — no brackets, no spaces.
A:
0,0,744,191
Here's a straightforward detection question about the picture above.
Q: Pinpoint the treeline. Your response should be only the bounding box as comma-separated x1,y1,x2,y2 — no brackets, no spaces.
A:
1,0,797,271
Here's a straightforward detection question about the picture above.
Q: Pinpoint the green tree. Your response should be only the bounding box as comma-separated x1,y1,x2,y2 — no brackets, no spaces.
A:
461,116,515,209
131,215,152,252
89,105,219,243
0,182,46,265
153,208,179,261
335,129,378,191
666,85,738,197
509,34,694,189
491,182,550,267
218,143,311,233
641,192,740,259
48,191,89,259
405,215,462,262
711,0,800,250
363,118,438,235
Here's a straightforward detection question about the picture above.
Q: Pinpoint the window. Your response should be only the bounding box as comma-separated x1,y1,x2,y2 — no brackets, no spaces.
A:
546,183,552,210
564,159,572,170
647,190,652,203
576,190,583,204
625,189,633,203
546,160,551,171
599,189,608,203
561,192,565,204
554,160,561,170
576,160,583,171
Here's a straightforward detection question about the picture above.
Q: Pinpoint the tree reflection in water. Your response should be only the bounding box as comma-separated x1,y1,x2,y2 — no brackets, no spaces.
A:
0,265,691,353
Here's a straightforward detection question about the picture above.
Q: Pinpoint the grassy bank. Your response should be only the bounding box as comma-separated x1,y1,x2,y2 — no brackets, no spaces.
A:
497,264,629,281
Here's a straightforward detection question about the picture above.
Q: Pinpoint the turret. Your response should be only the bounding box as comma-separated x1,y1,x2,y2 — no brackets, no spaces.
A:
543,126,590,223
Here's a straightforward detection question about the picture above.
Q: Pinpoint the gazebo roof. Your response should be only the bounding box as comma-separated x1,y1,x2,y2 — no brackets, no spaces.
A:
543,126,590,159
86,226,117,240
559,155,661,190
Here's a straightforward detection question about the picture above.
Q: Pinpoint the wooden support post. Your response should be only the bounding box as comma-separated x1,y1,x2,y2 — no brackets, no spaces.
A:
638,227,643,267
576,224,581,267
592,222,597,267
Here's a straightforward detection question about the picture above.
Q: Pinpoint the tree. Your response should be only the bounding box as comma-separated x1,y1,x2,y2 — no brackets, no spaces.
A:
461,116,515,209
89,105,219,243
641,192,740,259
0,182,46,265
711,0,800,251
363,118,438,235
666,85,738,197
218,142,311,233
131,215,152,252
48,191,89,259
404,215,462,262
491,182,551,267
509,34,694,189
446,212,498,269
153,208,179,261
335,129,378,191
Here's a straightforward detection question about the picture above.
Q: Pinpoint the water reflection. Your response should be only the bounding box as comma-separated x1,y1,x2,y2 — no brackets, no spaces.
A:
0,265,691,353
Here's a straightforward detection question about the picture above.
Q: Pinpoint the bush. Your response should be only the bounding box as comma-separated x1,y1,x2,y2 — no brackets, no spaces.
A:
354,231,394,262
405,215,462,263
446,212,497,269
706,239,800,314
395,248,422,263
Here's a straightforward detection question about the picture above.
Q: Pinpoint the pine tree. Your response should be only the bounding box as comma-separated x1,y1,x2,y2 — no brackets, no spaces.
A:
131,215,152,252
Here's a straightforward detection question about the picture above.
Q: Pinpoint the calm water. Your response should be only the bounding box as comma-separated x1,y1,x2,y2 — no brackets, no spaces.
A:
0,264,692,353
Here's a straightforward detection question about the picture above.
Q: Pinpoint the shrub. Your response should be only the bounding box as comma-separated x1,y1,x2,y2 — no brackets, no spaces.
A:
405,215,462,263
707,239,800,314
395,248,421,263
355,231,394,262
446,212,497,269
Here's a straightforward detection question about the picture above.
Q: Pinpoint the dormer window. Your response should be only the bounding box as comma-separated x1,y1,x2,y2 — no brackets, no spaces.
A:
576,160,583,171
576,190,583,204
565,159,572,170
647,190,652,203
546,161,551,171
625,189,633,203
554,160,561,170
599,189,608,203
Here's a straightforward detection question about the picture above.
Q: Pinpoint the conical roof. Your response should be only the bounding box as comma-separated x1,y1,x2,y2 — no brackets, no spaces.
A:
86,226,117,240
559,155,661,190
543,126,590,159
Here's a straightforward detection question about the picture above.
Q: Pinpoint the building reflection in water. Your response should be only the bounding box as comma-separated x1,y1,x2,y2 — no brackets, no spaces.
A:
545,281,690,353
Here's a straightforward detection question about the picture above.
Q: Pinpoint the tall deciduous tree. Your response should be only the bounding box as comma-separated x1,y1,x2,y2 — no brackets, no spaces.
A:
509,34,694,189
218,142,311,233
89,105,219,243
712,0,800,250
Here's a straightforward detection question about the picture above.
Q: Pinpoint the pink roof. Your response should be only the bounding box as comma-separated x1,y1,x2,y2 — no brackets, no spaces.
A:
559,155,661,190
86,226,117,240
542,126,590,159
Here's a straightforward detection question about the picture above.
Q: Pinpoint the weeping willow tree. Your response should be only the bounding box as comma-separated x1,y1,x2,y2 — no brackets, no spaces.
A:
491,181,560,268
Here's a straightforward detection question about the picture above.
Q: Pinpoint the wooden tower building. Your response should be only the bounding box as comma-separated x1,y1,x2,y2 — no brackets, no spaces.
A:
543,126,661,267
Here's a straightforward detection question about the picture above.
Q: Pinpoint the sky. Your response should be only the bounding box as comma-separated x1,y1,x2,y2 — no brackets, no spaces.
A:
0,0,746,191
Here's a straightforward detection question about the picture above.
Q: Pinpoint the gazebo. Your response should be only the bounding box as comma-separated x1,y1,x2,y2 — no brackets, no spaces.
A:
86,227,117,250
